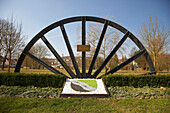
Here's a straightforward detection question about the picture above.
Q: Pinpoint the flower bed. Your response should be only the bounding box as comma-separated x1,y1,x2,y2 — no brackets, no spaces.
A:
0,85,61,98
108,86,170,99
0,85,169,99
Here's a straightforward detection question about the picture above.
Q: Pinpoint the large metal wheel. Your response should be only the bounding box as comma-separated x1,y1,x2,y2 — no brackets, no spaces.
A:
15,16,156,78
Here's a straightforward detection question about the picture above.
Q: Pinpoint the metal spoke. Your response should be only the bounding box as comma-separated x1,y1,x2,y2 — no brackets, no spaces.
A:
105,49,147,75
82,17,86,77
93,31,130,78
60,23,81,77
41,36,76,78
144,52,156,73
88,20,109,76
23,50,67,77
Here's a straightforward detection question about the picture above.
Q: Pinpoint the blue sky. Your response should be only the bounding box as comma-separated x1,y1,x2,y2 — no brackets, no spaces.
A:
0,0,169,58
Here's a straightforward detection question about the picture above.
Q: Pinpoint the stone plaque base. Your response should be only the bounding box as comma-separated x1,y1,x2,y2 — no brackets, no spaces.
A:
60,79,109,98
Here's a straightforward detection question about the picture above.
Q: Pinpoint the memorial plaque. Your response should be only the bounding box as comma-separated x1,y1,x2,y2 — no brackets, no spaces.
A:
60,79,109,98
77,45,90,52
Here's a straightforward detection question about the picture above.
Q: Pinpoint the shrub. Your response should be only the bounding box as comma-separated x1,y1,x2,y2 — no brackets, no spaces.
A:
0,73,67,88
108,86,170,99
102,74,170,88
0,85,61,98
0,73,169,88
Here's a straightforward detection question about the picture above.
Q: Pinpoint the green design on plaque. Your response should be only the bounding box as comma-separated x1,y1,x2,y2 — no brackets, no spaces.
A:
78,80,97,88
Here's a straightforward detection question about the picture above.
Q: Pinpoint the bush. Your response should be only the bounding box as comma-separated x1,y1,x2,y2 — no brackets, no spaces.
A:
102,74,170,88
108,86,170,99
0,73,169,88
0,73,66,88
0,85,61,98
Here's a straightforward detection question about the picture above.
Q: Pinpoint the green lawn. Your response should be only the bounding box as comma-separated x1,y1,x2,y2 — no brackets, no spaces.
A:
78,80,97,88
0,97,169,113
1,68,170,76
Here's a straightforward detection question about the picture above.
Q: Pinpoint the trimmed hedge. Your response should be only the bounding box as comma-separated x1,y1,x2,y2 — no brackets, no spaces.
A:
0,73,66,88
0,73,169,88
102,74,170,88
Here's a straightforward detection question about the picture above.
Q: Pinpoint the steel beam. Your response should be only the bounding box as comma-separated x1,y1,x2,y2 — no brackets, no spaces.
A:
128,33,156,73
82,17,86,78
88,20,109,77
105,49,147,75
41,36,76,78
93,31,130,78
60,23,81,77
23,50,67,77
144,52,156,73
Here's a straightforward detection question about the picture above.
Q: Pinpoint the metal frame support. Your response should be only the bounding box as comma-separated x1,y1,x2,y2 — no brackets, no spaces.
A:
82,17,86,78
15,16,156,78
93,31,130,78
105,49,147,76
41,36,76,78
23,50,67,77
88,20,109,77
60,23,81,77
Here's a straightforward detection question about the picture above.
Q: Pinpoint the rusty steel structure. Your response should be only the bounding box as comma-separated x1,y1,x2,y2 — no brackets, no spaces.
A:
15,16,156,78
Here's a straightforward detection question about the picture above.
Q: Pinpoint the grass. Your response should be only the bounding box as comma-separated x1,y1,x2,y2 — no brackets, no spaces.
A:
1,68,170,76
0,97,169,113
0,69,169,112
78,80,97,88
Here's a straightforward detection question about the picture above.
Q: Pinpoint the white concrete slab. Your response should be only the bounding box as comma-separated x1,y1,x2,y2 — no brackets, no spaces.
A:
61,79,108,95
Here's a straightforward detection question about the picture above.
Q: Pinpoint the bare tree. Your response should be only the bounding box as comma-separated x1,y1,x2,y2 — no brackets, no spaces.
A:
139,16,170,71
87,23,121,58
0,17,25,72
86,22,122,72
0,19,8,70
31,43,50,59
23,43,50,69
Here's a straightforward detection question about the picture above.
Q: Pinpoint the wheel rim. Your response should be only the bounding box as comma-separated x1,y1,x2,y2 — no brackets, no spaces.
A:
15,16,156,78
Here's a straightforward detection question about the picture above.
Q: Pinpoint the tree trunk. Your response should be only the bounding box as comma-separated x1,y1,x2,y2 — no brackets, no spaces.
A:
103,51,108,73
156,57,159,73
2,51,8,70
8,51,11,72
153,54,156,69
153,54,158,72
